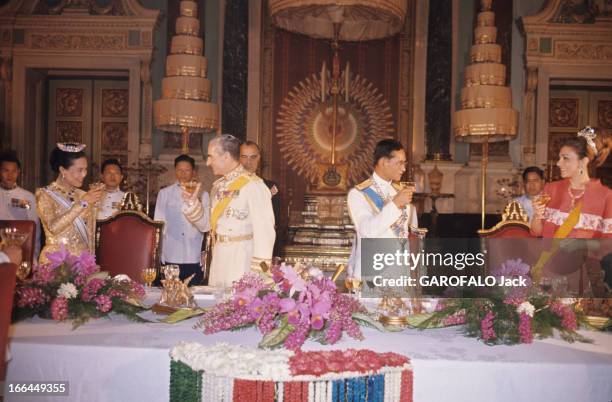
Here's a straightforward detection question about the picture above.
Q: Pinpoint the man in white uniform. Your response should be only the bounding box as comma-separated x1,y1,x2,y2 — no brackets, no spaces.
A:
513,166,544,222
97,159,126,220
0,151,40,260
155,154,210,285
347,139,417,278
207,134,275,287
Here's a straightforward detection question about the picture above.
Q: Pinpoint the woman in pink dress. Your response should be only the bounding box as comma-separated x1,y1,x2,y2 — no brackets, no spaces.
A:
531,127,612,295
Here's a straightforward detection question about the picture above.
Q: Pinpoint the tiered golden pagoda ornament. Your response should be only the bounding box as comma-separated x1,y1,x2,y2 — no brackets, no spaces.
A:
154,1,218,154
453,0,518,229
268,0,407,269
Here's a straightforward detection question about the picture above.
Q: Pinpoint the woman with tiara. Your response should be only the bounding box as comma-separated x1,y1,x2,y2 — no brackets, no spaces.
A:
36,143,104,263
531,127,612,295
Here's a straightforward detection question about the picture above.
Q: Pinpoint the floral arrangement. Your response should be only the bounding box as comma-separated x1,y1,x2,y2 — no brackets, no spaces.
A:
416,259,590,345
170,342,413,402
13,246,147,328
194,263,374,350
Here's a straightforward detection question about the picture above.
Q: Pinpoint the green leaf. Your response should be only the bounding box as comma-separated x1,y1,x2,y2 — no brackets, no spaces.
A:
258,318,294,349
352,312,386,332
159,308,206,324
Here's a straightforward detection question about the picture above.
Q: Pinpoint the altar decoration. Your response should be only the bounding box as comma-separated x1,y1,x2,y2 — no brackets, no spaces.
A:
415,259,591,345
170,342,413,402
194,264,377,350
12,246,146,328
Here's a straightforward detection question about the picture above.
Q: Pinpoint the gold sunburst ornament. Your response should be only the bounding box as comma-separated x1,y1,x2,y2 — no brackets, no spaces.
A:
276,69,394,189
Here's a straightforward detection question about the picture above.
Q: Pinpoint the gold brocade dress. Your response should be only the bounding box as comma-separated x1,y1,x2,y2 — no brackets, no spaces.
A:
36,182,96,264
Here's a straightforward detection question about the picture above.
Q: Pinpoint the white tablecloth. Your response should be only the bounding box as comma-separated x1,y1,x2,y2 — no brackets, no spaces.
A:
4,291,612,402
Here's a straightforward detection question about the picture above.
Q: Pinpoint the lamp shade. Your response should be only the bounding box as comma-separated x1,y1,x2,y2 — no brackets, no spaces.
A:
268,0,408,41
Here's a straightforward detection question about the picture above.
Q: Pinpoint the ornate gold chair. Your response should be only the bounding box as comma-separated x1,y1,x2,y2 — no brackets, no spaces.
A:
0,220,36,266
478,201,531,238
95,193,164,282
478,201,535,273
0,263,17,381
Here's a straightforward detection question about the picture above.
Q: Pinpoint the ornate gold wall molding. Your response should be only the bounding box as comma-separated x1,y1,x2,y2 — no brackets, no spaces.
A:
521,0,612,167
0,0,159,189
30,34,126,51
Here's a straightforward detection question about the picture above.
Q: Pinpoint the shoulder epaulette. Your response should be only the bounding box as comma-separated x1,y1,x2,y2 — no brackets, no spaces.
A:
355,178,373,191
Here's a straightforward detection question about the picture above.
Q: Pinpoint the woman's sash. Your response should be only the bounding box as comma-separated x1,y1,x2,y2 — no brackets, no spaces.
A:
43,187,89,246
531,202,582,281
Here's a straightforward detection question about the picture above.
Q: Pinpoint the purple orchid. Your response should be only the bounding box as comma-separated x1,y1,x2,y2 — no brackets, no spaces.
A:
280,264,306,296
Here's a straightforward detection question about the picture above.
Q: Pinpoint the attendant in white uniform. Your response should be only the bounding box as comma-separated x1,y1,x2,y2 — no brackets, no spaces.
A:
347,139,417,278
207,134,276,287
154,154,210,285
0,151,41,260
513,166,544,222
97,158,126,220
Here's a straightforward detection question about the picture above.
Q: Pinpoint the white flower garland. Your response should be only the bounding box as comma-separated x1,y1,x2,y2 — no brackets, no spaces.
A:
171,342,412,385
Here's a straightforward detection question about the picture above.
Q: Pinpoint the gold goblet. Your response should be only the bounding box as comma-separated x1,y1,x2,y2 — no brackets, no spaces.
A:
534,193,551,207
181,179,199,195
344,277,363,296
141,268,157,287
16,261,31,281
399,181,416,190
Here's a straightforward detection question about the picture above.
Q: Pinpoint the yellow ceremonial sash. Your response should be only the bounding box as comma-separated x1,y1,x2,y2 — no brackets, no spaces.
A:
210,175,250,233
531,202,582,281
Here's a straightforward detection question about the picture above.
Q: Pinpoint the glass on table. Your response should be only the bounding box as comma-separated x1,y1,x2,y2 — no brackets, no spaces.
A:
16,261,31,281
141,267,157,287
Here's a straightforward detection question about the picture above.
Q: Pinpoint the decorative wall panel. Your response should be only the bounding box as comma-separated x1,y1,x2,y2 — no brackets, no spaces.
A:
56,88,83,117
56,121,83,143
549,98,579,128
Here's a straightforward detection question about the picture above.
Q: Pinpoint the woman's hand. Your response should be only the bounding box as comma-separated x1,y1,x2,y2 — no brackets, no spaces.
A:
81,186,104,205
532,199,546,220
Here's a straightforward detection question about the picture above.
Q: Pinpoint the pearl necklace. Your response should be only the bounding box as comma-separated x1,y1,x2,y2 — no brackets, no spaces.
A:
567,186,585,208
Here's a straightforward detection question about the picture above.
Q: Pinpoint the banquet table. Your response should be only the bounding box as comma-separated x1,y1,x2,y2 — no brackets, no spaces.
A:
4,291,612,402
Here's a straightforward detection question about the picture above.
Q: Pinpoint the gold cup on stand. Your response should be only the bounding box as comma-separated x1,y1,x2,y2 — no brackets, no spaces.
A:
141,267,157,287
344,277,363,296
16,261,31,281
181,179,199,195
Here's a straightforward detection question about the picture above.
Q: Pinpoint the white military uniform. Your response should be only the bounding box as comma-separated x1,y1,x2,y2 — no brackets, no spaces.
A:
154,183,210,264
97,189,125,220
0,185,41,259
347,172,418,278
208,165,275,287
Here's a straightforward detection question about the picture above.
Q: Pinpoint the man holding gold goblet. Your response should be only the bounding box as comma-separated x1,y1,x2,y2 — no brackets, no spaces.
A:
154,154,210,285
346,139,418,280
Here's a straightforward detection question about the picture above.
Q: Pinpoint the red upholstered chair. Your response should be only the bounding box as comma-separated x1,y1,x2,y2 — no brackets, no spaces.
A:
0,263,17,381
96,210,164,283
0,220,36,266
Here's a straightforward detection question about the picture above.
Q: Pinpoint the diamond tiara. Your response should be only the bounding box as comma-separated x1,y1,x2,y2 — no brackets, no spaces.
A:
577,126,597,155
57,142,86,153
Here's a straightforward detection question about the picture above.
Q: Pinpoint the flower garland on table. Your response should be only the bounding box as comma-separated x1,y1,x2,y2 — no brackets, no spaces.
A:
169,342,413,402
194,263,378,350
12,245,147,328
415,259,591,345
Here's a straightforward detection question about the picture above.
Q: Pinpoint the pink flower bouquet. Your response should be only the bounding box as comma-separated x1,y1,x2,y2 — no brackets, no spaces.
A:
195,263,371,350
13,246,147,328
